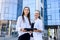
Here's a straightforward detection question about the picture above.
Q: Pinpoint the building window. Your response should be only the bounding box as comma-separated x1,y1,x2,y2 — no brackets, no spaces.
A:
48,15,52,20
47,4,51,9
59,9,60,13
41,7,43,17
4,7,9,14
41,0,43,3
59,9,60,19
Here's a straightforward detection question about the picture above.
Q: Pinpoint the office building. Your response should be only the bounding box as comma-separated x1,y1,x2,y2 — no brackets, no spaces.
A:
44,0,60,39
0,0,22,36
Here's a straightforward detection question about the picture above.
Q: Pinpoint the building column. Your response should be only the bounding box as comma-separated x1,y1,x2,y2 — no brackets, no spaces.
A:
57,25,60,40
0,25,2,35
8,20,12,36
0,20,2,35
35,0,40,10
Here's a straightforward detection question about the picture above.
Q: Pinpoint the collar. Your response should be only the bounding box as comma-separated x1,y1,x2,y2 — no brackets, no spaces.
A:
24,15,27,18
35,18,39,22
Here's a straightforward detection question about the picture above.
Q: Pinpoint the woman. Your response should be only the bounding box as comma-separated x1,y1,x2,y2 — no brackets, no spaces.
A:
16,7,31,40
33,10,43,40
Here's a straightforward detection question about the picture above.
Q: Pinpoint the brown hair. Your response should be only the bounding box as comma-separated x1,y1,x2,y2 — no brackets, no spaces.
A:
22,7,31,25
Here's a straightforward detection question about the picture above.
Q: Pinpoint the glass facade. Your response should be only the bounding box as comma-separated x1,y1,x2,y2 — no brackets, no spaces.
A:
44,0,60,39
0,0,17,20
44,0,60,25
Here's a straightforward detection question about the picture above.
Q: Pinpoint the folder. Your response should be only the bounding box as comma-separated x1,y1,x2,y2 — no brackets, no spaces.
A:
24,28,37,31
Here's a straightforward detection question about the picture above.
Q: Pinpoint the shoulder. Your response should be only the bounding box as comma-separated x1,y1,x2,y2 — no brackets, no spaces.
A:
38,19,42,22
17,16,23,20
18,16,22,19
38,19,43,23
18,16,22,18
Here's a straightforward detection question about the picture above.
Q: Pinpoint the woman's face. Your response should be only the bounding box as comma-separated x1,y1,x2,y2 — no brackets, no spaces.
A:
24,8,29,15
35,11,40,19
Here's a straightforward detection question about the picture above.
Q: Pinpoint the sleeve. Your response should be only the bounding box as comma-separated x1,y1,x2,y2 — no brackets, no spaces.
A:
38,20,44,32
16,16,22,32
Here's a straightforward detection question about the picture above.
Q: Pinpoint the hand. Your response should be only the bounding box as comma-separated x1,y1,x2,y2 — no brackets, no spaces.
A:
20,28,27,32
34,30,38,32
22,30,27,32
34,30,42,32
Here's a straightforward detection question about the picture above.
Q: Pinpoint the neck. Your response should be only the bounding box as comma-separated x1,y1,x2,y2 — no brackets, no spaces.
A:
24,15,27,17
35,18,38,20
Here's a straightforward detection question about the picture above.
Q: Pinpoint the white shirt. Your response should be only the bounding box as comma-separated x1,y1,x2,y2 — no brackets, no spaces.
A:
33,18,43,40
16,16,31,37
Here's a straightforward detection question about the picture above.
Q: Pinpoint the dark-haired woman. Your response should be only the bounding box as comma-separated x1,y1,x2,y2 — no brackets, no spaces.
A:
16,7,31,40
33,10,43,40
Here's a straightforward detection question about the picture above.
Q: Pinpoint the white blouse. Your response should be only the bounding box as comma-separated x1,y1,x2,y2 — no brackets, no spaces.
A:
33,18,44,40
16,16,31,37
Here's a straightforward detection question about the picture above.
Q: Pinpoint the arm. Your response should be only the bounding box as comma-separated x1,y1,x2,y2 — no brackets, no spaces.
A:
16,16,27,32
16,16,21,32
34,29,42,32
34,20,44,32
38,20,44,32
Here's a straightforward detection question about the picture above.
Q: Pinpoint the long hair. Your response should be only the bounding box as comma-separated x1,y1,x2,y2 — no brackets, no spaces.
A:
35,10,41,19
22,7,31,25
